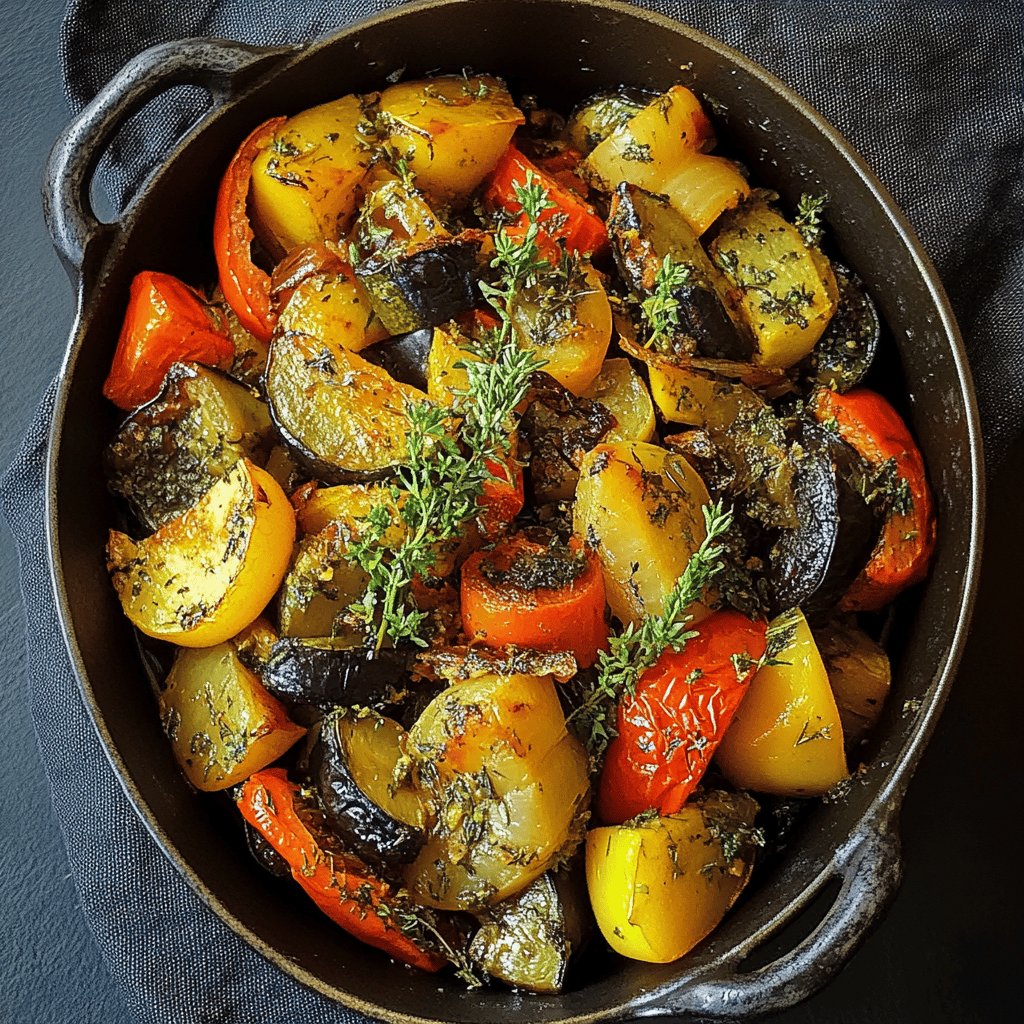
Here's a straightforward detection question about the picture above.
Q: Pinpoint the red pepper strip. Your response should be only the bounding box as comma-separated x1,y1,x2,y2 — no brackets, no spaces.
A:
461,534,607,669
102,270,233,410
478,454,525,540
485,145,608,257
597,610,767,825
237,769,445,972
812,388,936,612
213,116,287,343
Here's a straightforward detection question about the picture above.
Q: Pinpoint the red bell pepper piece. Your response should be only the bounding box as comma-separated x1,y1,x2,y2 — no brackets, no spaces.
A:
461,533,607,668
213,116,286,343
237,769,445,972
812,388,937,611
485,145,608,258
597,610,768,825
102,270,233,410
477,453,525,539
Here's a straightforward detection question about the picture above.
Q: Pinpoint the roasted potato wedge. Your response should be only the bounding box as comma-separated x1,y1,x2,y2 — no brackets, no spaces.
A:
581,358,656,444
107,460,295,648
574,441,711,627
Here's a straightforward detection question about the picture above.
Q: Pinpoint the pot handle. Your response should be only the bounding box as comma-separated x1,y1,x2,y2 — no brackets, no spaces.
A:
43,37,297,280
641,803,903,1020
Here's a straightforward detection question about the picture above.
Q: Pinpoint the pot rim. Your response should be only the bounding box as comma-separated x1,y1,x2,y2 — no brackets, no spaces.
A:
43,1,985,1020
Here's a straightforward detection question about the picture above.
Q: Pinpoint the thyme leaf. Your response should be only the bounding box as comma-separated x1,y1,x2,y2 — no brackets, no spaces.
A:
641,255,692,351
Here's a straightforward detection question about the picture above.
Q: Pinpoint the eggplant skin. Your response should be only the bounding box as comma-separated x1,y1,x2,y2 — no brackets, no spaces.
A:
243,819,291,878
607,183,752,361
263,637,414,708
361,328,433,390
308,714,425,866
356,239,480,335
767,423,880,616
804,264,880,392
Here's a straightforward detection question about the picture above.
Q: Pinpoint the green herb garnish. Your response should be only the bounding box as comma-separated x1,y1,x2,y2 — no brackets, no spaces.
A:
641,255,692,351
795,192,829,247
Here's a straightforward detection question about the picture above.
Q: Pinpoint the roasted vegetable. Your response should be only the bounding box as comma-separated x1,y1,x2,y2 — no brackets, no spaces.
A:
361,327,434,390
767,421,880,615
107,460,295,648
486,145,608,256
266,328,427,484
264,636,414,707
250,95,373,255
237,769,446,970
586,791,760,963
377,74,524,204
209,285,270,388
574,441,711,627
354,180,481,334
275,261,388,355
812,388,936,611
715,610,847,796
106,363,275,530
308,710,426,865
565,87,653,155
469,868,589,993
597,610,767,823
277,522,370,638
814,618,891,745
404,672,590,910
581,358,656,444
609,183,752,360
244,818,291,878
520,371,614,503
804,264,880,392
160,642,304,791
103,271,234,410
461,533,607,669
214,117,286,342
710,197,839,367
508,262,612,395
583,85,715,192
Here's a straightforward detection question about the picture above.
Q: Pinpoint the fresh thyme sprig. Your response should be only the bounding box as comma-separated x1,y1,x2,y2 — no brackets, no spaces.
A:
568,500,735,762
344,174,554,649
795,192,829,248
641,255,692,351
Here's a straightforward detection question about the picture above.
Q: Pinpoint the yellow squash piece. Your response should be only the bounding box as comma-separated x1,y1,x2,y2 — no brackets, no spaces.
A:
715,610,848,796
710,200,839,368
275,267,388,354
404,673,590,910
574,441,711,627
160,642,304,791
107,460,295,648
585,791,759,963
250,94,373,254
378,75,524,204
426,319,478,406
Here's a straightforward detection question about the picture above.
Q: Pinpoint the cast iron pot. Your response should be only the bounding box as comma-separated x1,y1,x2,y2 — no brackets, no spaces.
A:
42,1,983,1020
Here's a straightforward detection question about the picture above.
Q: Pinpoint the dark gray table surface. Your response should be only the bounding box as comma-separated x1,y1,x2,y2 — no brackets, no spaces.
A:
0,3,1020,1023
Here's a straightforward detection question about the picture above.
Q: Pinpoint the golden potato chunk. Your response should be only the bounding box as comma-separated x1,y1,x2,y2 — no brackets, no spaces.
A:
250,94,373,253
275,268,387,354
404,673,589,910
574,441,711,627
160,642,304,791
378,75,524,204
107,460,295,648
581,358,656,444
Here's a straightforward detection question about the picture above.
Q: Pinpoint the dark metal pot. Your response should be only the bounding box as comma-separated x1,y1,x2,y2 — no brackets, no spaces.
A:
42,1,983,1020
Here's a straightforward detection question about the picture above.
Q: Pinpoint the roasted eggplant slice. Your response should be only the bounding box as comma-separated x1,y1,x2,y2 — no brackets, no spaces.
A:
354,181,480,334
105,362,275,530
469,867,590,993
265,328,427,485
565,87,655,155
609,183,752,361
521,371,614,503
308,710,426,866
804,264,881,392
264,635,415,708
361,327,434,390
767,422,880,615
